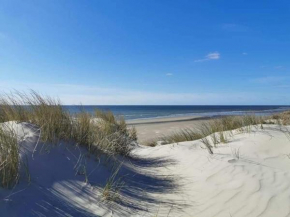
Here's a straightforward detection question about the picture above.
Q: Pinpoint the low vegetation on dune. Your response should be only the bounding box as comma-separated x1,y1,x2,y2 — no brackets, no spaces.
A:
0,91,137,155
158,115,263,144
0,91,137,188
0,127,19,188
271,111,290,125
148,115,269,154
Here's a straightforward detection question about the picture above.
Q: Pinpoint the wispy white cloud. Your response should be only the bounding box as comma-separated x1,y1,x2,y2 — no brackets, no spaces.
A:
242,52,247,55
194,52,220,62
206,52,220,60
166,73,173,76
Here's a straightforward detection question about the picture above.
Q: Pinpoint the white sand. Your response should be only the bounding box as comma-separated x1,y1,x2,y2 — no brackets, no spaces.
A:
1,122,290,216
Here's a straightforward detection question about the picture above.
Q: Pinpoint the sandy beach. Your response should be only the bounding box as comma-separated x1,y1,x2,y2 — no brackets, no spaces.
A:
128,115,219,144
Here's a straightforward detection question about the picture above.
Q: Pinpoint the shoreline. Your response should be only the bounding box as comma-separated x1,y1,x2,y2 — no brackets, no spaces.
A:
128,111,289,144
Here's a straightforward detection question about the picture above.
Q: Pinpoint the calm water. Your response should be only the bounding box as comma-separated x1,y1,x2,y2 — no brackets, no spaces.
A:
63,105,290,120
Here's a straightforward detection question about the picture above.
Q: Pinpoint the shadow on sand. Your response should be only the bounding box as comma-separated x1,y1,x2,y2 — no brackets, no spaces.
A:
1,127,185,217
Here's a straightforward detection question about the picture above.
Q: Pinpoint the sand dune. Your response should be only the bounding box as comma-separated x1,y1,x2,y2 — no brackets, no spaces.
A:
1,122,290,216
133,125,290,216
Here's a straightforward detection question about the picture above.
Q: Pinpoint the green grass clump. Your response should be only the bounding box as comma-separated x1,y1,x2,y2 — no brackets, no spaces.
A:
0,127,19,188
28,98,72,144
0,91,136,157
149,115,265,153
72,112,94,147
272,111,290,125
128,126,138,142
145,140,159,147
0,92,30,123
90,110,136,156
0,91,72,143
0,91,138,201
160,128,202,144
102,164,124,202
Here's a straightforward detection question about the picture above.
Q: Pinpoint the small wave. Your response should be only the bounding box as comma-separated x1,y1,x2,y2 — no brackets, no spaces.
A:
64,105,290,120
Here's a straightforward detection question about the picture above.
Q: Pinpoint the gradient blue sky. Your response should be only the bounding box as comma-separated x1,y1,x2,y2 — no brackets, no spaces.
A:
0,0,290,105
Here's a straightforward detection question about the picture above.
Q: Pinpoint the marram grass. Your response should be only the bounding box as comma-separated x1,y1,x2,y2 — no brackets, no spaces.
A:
0,127,19,188
0,91,137,157
149,115,267,154
0,91,138,188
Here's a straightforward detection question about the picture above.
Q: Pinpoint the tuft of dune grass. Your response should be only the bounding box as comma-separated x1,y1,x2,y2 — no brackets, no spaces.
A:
72,111,94,147
0,127,19,188
90,110,137,156
272,111,290,125
148,115,267,154
0,90,137,188
0,91,72,143
102,163,125,202
160,128,202,144
145,140,159,147
0,91,136,157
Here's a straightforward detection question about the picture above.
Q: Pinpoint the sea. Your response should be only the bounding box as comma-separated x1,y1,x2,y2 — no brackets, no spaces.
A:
63,105,290,121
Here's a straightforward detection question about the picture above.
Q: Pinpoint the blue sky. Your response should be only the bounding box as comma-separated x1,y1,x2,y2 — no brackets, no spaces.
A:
0,0,290,105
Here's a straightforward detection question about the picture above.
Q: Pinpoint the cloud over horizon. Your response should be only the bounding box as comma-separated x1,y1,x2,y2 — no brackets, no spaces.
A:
0,81,288,105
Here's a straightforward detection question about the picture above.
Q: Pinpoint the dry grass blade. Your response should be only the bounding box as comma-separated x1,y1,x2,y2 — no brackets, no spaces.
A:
159,128,202,145
200,137,213,154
